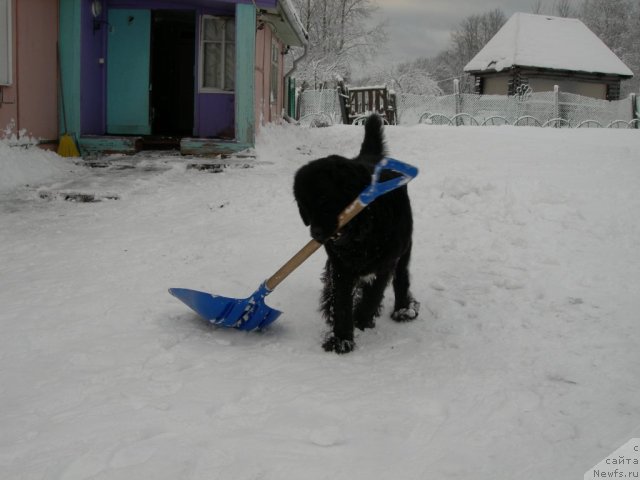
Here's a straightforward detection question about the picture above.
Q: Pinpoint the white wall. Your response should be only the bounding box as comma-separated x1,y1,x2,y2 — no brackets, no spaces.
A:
528,78,607,99
484,76,509,95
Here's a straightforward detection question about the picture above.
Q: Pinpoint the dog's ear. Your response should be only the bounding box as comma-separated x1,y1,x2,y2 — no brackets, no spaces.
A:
298,205,310,226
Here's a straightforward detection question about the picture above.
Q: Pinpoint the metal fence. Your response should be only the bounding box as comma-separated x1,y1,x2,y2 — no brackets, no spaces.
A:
297,87,639,129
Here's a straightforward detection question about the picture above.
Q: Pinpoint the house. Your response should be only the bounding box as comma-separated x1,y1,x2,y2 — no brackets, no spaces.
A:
0,0,306,155
464,13,633,100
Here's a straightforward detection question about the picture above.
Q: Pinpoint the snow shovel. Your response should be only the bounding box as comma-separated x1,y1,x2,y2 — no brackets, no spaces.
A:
169,157,419,331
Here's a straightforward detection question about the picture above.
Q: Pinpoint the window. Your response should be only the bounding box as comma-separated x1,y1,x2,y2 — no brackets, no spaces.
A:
0,0,12,86
200,15,235,92
270,40,279,105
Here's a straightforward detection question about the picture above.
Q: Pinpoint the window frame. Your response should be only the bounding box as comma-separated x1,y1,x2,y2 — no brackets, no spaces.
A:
198,14,235,94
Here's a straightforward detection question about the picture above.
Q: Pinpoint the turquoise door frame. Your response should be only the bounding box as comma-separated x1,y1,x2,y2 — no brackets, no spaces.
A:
235,3,256,146
58,0,81,138
107,9,152,135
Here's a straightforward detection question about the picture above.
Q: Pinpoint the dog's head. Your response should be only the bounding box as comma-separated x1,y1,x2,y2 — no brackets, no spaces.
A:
293,155,371,244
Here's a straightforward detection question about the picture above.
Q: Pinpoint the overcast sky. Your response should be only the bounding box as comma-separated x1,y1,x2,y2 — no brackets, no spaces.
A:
371,0,543,63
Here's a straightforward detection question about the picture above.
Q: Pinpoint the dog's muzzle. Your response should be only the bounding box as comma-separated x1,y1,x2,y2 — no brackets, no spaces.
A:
310,225,343,244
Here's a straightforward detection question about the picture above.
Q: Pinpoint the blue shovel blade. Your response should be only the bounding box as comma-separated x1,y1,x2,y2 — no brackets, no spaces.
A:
169,286,282,331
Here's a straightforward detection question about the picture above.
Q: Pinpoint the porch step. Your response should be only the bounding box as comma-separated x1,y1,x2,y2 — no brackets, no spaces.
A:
79,136,142,157
78,136,253,158
180,138,252,157
140,136,181,151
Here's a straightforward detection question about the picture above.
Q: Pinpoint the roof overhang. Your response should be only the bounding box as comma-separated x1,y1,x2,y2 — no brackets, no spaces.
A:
259,0,308,47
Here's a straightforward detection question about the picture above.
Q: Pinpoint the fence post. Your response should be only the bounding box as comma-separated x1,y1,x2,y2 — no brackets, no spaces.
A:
553,85,560,127
337,80,350,124
454,78,461,126
288,77,296,119
631,93,638,129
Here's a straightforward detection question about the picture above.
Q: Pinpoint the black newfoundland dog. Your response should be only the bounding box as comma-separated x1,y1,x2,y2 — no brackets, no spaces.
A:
293,114,419,354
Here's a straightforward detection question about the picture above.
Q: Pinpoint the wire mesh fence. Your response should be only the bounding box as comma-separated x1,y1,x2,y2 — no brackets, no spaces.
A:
296,89,342,127
397,91,637,128
297,87,639,129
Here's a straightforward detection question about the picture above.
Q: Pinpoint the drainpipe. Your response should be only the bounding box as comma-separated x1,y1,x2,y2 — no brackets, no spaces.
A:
285,44,307,78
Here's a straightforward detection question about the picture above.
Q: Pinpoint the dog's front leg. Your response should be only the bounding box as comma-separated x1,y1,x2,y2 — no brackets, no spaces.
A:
323,267,356,354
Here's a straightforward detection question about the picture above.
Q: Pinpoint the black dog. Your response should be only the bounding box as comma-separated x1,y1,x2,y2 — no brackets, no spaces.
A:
293,114,419,353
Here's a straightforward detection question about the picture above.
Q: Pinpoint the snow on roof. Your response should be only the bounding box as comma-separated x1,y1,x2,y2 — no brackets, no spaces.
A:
464,13,633,77
276,0,308,46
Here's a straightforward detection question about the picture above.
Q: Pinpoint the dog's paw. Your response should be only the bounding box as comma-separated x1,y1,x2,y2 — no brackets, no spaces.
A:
323,336,355,354
392,299,420,322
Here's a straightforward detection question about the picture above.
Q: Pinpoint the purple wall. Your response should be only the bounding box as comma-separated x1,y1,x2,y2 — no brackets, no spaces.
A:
81,1,107,134
197,94,236,138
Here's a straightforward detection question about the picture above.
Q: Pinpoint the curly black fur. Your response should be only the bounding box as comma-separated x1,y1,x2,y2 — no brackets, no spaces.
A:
293,114,419,354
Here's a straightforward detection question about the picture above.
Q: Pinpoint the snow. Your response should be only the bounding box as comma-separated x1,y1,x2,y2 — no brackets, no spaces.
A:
465,13,634,77
1,124,640,479
0,140,78,193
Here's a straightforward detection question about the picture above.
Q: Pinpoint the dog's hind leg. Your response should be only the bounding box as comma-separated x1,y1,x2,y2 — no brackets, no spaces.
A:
391,245,420,322
354,272,391,330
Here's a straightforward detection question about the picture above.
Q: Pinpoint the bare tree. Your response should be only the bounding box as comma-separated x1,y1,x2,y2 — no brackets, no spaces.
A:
530,0,546,14
530,0,579,17
441,8,507,92
449,9,506,65
554,0,577,17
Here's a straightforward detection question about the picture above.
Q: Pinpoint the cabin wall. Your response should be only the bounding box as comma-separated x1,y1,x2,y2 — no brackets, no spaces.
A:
478,70,615,100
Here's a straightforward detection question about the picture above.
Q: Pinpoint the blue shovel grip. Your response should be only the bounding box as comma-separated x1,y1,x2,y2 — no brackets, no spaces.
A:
359,157,419,206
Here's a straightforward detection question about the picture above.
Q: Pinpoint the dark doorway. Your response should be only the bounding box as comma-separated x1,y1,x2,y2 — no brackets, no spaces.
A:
150,10,196,136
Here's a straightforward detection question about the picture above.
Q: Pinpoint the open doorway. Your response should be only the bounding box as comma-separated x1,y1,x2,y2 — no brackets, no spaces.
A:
150,10,196,137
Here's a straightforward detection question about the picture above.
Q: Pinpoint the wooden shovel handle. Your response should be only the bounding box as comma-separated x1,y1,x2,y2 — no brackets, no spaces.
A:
264,198,366,291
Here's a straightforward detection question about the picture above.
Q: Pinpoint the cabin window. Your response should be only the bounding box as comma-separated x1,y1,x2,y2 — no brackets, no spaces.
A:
200,15,235,92
270,40,279,104
0,0,12,86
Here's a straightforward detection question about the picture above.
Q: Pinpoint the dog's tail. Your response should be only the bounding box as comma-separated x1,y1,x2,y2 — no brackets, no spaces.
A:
359,114,387,158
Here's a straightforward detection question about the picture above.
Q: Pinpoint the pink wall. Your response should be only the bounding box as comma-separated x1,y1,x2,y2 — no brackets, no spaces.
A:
0,0,58,142
254,23,285,133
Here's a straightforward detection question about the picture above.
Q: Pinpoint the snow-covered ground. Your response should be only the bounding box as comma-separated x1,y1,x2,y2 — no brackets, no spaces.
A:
1,124,639,479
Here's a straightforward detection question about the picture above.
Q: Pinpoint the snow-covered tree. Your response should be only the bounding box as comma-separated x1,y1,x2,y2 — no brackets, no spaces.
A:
288,0,387,89
581,0,630,53
580,0,640,94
